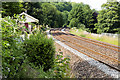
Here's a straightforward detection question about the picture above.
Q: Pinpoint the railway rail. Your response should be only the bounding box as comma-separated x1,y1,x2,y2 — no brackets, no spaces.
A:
50,29,120,71
51,28,120,51
67,32,119,51
55,32,118,59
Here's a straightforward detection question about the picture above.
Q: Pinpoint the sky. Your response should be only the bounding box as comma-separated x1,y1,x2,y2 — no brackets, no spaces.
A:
69,0,119,11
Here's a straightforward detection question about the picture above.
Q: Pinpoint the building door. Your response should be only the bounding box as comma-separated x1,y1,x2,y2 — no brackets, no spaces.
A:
25,23,28,28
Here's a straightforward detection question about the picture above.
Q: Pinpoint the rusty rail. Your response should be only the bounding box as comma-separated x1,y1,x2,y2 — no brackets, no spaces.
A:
52,30,120,71
65,31,120,51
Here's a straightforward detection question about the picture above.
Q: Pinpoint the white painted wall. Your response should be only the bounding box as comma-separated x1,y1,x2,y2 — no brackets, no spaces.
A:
28,24,31,33
25,16,37,23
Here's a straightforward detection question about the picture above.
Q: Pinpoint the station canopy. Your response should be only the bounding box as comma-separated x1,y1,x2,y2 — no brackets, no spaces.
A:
19,12,39,23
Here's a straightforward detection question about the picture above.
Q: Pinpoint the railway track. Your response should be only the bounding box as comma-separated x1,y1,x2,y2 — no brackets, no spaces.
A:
51,28,120,52
50,29,120,71
65,32,119,52
55,32,118,59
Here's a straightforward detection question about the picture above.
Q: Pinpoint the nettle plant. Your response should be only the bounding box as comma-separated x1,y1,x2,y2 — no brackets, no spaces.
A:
2,14,27,78
53,50,71,78
1,14,71,78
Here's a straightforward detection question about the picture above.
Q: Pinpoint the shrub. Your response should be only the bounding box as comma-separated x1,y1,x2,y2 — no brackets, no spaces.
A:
23,31,55,71
15,63,39,78
2,15,28,78
2,14,71,78
15,51,71,78
2,39,26,78
37,51,71,78
77,24,85,29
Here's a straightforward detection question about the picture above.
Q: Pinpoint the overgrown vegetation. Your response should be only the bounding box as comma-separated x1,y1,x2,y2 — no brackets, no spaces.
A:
2,15,71,78
68,2,95,32
95,0,120,34
70,28,118,46
2,15,26,77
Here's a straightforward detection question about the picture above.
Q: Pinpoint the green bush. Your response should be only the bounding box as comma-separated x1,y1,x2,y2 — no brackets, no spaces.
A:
23,32,55,71
38,51,71,78
2,39,26,78
15,51,71,78
2,15,27,78
77,24,85,29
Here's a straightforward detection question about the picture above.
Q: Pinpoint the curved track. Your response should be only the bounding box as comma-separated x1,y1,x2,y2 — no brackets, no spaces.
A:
65,32,119,52
51,29,120,71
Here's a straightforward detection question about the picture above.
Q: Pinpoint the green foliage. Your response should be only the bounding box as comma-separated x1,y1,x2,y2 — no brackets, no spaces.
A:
68,2,95,30
2,14,71,78
14,62,39,78
23,32,55,71
41,3,64,28
77,24,86,30
37,51,71,78
22,2,44,24
50,2,72,27
12,48,71,78
62,11,69,26
95,1,120,33
80,34,86,37
53,51,71,78
2,15,27,78
23,2,64,28
69,18,79,28
51,2,72,12
2,2,24,17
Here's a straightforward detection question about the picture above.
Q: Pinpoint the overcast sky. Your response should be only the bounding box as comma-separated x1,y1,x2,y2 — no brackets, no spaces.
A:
69,0,120,10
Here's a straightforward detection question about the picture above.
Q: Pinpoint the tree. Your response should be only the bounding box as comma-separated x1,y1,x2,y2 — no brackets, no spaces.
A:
22,2,64,28
50,2,72,12
95,1,120,33
50,2,72,27
22,2,44,24
41,3,64,28
2,2,24,17
68,2,94,30
69,18,79,28
62,11,69,27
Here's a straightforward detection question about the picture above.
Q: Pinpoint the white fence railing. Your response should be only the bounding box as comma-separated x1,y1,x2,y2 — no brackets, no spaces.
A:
101,33,119,38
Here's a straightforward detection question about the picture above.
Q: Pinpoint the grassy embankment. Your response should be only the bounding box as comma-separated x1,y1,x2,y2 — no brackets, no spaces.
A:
69,28,119,46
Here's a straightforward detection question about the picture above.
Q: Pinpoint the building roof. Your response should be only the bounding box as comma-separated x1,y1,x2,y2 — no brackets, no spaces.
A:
20,12,39,23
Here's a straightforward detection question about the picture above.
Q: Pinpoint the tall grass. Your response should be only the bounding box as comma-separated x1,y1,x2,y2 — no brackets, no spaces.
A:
70,28,119,46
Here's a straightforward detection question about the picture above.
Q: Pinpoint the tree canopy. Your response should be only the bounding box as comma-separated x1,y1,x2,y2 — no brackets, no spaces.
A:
2,1,120,33
95,1,120,33
41,3,64,28
68,3,95,30
22,2,64,28
50,2,72,12
2,2,24,17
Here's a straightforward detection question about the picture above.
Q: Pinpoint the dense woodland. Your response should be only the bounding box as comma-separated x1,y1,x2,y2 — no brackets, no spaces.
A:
2,1,120,33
